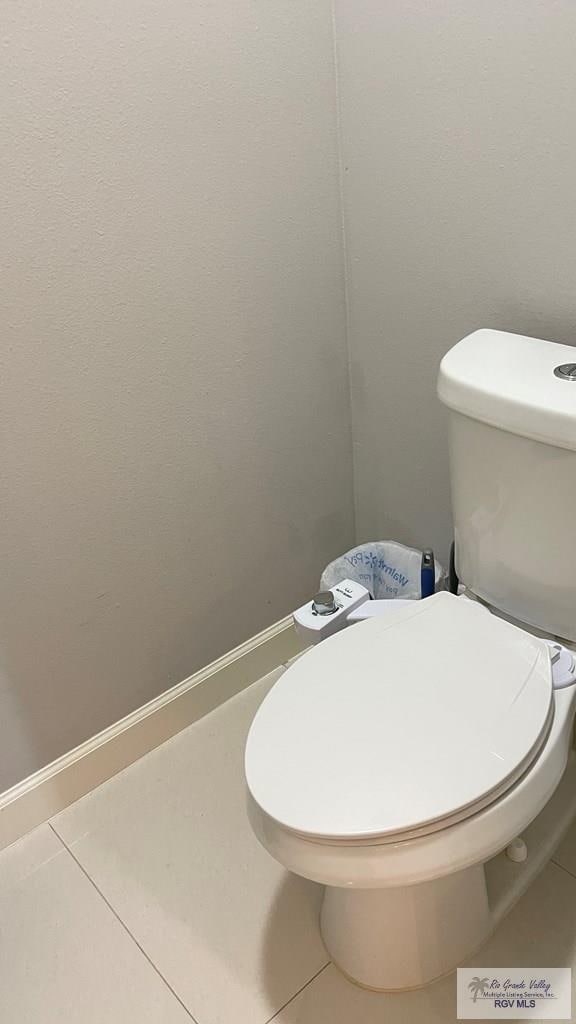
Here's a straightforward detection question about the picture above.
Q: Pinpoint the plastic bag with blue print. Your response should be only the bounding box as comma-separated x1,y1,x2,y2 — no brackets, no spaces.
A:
320,541,447,601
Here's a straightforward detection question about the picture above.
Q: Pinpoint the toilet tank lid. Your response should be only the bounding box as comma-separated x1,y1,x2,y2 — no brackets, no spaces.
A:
438,329,576,451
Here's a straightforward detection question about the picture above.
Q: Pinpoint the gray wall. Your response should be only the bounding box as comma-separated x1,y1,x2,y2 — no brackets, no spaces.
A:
335,0,576,566
0,0,354,788
6,0,575,792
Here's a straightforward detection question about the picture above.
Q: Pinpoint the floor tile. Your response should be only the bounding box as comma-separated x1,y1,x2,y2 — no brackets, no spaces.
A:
274,863,576,1023
0,819,62,888
554,817,576,879
52,669,327,1024
0,825,193,1024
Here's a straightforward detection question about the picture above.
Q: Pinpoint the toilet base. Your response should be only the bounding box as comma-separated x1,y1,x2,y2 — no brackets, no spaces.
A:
319,754,576,991
320,864,490,991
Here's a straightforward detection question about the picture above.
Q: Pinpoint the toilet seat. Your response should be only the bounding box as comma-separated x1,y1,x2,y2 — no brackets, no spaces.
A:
245,593,553,844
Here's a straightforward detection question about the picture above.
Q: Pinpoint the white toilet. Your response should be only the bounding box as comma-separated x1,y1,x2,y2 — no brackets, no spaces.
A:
244,328,576,991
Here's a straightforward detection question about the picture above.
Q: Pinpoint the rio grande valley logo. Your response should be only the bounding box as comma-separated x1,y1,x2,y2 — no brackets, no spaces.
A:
457,968,571,1019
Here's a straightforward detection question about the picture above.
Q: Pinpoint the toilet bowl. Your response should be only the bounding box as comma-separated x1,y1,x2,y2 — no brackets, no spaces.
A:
245,593,576,989
245,329,576,990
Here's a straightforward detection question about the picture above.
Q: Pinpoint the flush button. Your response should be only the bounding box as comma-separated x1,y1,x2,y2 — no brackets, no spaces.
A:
554,363,576,380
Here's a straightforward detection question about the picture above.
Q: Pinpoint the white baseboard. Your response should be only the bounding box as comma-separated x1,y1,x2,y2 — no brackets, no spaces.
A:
0,616,302,853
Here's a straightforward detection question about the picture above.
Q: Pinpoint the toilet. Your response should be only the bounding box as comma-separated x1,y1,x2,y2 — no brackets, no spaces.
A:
244,328,576,991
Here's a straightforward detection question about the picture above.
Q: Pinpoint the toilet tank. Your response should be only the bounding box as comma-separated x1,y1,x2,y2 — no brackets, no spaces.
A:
438,329,576,641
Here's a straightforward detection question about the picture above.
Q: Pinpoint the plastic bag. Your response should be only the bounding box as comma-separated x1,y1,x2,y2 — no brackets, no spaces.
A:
320,541,447,601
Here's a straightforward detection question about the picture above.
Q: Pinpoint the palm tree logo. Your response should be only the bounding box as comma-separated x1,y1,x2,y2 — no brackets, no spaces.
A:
468,976,490,1002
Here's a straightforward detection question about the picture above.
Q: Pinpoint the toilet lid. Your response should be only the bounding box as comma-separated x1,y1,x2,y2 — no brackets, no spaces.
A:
245,592,553,842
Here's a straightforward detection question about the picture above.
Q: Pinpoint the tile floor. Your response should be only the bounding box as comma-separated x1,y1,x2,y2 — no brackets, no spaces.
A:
2,663,576,1023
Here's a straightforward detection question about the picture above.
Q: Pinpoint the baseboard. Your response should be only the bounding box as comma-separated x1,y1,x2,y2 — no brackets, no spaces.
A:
0,616,302,853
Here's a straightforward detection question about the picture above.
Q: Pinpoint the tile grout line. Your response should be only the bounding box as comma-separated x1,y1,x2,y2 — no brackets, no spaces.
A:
551,857,576,884
48,822,199,1023
263,962,331,1023
51,816,329,1024
47,663,313,1024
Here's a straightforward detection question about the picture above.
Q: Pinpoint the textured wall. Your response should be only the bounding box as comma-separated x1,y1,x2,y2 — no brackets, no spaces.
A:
335,0,576,565
0,0,354,787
